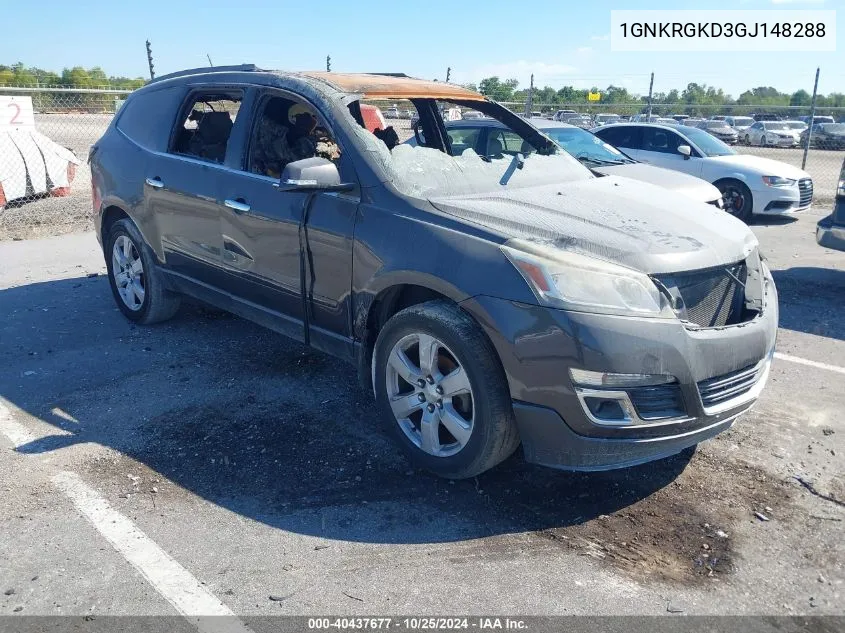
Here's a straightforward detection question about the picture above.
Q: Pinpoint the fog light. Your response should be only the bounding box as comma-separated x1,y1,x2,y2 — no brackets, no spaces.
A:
583,397,626,421
569,368,676,388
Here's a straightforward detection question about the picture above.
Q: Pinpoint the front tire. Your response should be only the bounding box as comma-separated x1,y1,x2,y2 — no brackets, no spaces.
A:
715,179,753,224
373,300,520,479
106,218,181,324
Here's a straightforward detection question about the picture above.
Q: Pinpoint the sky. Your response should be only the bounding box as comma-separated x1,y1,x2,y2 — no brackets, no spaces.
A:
2,0,843,98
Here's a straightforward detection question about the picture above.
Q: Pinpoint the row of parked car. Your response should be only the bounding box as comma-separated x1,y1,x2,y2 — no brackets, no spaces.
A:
542,112,845,149
387,103,844,150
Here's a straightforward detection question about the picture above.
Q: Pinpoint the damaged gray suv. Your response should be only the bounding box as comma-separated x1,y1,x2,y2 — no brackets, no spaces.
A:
90,66,778,479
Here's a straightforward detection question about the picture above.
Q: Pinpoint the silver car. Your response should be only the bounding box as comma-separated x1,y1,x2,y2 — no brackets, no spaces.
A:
698,120,739,145
743,121,799,147
725,116,755,134
594,113,620,126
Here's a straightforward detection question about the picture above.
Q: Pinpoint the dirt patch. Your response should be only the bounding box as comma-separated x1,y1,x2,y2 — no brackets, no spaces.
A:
529,448,795,585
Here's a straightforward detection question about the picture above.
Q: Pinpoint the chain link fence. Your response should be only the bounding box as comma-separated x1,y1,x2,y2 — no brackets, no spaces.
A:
0,87,127,240
2,87,843,240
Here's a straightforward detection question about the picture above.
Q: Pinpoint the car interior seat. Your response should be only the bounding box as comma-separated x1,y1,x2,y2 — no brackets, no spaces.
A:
189,112,233,163
486,137,504,158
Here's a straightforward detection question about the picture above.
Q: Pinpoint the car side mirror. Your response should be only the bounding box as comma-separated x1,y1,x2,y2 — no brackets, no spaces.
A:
275,157,354,193
678,144,692,159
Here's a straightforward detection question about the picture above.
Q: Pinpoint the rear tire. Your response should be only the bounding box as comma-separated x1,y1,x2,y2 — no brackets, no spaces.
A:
715,179,753,224
373,300,520,479
106,218,181,324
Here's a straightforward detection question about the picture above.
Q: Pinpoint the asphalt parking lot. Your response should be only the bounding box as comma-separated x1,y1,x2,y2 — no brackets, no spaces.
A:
1,204,843,623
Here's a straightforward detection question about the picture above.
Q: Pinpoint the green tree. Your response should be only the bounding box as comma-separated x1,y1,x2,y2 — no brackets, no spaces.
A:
478,76,519,101
88,66,109,86
62,66,92,87
790,89,812,107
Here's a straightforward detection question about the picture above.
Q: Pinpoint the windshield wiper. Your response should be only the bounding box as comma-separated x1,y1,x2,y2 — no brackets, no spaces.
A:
578,157,631,166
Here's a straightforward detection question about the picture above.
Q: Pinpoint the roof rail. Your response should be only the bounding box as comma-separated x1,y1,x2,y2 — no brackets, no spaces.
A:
364,73,410,78
149,64,260,84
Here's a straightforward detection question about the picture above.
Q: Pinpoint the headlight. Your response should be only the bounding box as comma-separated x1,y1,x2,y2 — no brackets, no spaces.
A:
762,176,796,187
501,239,674,318
837,178,844,198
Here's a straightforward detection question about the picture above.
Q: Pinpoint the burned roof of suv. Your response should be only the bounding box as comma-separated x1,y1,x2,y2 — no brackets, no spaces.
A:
148,65,485,101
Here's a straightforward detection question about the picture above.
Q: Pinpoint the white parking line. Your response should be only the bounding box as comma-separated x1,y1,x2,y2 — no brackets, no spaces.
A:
0,402,252,633
53,471,252,632
0,404,36,447
774,352,845,376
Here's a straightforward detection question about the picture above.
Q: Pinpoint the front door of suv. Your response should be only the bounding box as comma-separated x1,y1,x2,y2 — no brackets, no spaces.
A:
148,89,243,286
215,89,360,356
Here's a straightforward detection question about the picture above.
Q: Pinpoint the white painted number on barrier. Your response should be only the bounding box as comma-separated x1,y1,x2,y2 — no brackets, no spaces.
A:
0,96,35,130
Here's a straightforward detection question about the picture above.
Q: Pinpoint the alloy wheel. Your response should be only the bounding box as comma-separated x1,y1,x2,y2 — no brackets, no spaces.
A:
385,333,475,457
112,235,145,311
721,185,746,217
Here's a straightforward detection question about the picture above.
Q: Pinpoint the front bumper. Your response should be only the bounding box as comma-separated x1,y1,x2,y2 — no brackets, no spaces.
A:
769,136,797,147
460,268,778,471
753,181,812,214
714,134,738,144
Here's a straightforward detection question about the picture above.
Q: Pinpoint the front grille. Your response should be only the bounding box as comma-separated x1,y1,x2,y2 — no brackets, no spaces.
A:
698,363,761,409
798,178,813,207
654,263,747,328
628,384,686,420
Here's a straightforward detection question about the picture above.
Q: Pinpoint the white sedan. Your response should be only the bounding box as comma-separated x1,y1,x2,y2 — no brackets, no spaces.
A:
593,122,812,222
743,121,800,147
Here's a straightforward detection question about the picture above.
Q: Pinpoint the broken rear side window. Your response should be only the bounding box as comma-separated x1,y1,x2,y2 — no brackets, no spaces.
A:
171,92,242,164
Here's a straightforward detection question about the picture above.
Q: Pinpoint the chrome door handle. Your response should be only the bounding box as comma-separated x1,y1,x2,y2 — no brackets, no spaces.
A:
224,199,251,214
145,177,164,189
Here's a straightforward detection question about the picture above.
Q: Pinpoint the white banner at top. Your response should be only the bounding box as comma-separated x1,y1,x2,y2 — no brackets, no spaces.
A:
611,10,836,52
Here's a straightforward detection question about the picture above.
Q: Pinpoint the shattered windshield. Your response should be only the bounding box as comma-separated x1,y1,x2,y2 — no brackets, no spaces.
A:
348,99,593,198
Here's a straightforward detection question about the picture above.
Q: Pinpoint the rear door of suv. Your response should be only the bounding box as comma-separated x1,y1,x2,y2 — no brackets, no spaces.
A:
146,88,244,286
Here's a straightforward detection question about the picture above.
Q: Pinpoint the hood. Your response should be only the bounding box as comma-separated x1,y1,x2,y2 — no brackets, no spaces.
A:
430,176,757,275
708,154,809,179
595,162,721,204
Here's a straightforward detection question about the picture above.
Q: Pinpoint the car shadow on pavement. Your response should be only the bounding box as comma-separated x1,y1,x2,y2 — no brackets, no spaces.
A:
772,267,845,341
2,276,693,545
751,215,798,227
